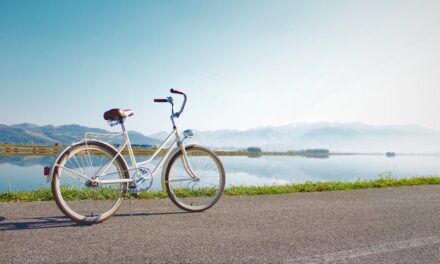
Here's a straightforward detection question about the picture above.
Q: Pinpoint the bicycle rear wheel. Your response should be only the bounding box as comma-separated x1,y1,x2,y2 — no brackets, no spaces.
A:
165,145,225,212
51,141,129,224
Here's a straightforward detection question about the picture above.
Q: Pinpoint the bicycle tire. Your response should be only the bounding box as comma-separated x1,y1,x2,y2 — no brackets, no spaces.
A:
51,141,129,224
165,145,225,212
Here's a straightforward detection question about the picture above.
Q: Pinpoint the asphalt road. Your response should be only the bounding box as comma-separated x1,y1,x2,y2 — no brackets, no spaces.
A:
1,186,440,263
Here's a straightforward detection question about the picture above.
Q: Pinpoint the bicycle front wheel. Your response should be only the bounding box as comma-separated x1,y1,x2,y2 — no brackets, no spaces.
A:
51,141,129,224
165,145,225,212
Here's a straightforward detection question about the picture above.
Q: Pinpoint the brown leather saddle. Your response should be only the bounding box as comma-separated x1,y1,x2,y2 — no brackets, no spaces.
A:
103,108,134,121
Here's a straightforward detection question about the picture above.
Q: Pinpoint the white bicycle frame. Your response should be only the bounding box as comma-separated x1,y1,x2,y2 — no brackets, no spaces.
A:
50,90,197,188
95,122,198,186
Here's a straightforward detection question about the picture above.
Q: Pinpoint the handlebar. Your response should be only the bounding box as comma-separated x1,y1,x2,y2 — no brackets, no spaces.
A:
153,88,187,118
170,88,184,95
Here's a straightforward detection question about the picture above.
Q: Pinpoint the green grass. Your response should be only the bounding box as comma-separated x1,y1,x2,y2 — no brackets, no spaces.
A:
1,176,440,202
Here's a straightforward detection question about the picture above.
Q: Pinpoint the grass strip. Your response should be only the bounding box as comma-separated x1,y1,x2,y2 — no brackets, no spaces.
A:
1,176,440,202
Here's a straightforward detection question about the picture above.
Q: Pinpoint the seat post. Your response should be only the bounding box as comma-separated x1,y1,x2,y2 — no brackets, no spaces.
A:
120,122,127,133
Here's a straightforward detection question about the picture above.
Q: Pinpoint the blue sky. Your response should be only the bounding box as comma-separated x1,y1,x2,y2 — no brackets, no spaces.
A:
1,0,439,134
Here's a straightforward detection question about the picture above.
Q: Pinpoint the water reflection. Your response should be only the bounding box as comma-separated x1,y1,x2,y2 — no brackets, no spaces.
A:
1,154,440,192
0,156,55,167
222,155,440,185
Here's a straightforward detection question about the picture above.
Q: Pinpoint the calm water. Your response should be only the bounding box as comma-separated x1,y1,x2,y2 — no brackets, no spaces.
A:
1,154,440,192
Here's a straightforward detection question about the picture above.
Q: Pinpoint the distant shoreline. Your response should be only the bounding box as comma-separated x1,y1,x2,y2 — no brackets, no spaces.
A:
1,144,439,157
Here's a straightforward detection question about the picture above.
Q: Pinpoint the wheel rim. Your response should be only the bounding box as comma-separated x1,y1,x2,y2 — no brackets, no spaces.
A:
53,144,126,222
167,147,225,211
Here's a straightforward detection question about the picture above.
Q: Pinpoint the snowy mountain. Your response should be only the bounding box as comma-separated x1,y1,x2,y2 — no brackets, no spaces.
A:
2,122,439,153
152,122,440,153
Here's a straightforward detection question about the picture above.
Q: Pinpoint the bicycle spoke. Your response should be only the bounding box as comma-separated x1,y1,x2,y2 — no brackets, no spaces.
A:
72,154,86,176
166,146,225,212
85,147,95,177
52,142,128,224
57,165,90,181
166,178,193,183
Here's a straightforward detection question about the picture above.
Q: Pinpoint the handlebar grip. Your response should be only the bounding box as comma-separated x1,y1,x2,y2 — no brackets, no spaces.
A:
154,99,168,103
170,88,184,95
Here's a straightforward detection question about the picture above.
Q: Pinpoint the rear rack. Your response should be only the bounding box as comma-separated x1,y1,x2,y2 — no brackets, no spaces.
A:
83,132,123,141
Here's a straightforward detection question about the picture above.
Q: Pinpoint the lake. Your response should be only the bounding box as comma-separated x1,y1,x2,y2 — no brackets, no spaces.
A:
1,154,440,192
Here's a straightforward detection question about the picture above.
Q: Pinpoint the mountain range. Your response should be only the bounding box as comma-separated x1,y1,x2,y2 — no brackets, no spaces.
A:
0,123,160,145
1,122,439,153
151,122,440,153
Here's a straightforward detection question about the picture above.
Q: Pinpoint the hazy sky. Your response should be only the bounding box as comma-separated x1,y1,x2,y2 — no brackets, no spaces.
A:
1,0,439,134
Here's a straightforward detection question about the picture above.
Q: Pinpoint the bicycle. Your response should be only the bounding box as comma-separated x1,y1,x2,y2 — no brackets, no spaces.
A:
46,89,226,224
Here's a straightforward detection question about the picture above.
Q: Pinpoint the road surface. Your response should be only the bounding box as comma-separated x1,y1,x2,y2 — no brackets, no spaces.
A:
1,186,440,263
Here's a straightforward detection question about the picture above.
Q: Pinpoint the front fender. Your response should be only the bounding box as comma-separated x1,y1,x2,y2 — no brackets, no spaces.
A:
161,143,198,192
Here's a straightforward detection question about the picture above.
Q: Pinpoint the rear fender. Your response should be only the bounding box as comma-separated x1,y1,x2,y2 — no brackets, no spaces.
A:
48,140,127,181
